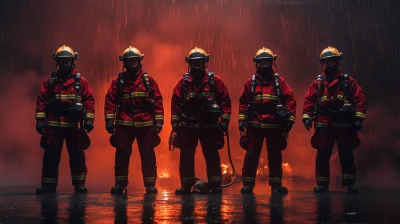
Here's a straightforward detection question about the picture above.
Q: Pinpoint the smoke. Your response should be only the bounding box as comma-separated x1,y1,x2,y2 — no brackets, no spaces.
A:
0,0,399,190
0,70,42,185
354,106,400,188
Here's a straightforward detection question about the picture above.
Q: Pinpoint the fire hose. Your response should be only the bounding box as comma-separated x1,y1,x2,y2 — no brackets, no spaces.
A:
221,130,237,187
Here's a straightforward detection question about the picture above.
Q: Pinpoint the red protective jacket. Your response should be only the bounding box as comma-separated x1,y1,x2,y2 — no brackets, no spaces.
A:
171,71,231,127
238,72,296,128
104,70,164,127
35,70,95,127
302,71,366,127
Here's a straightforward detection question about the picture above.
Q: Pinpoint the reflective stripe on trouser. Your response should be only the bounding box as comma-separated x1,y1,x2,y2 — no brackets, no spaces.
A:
242,127,284,187
209,176,222,185
41,127,88,187
315,147,356,186
41,177,58,187
179,127,222,187
342,173,356,186
339,148,357,186
114,126,157,187
71,174,87,187
115,175,128,186
242,176,255,186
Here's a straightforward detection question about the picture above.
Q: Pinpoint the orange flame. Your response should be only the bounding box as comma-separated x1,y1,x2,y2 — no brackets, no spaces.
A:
158,172,171,179
221,164,231,175
282,162,292,173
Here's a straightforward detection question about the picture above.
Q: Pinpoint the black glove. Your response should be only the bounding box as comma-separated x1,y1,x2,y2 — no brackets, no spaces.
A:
106,122,115,134
153,122,163,134
219,122,228,133
303,118,312,131
239,121,246,133
354,119,363,132
84,121,94,133
36,121,46,135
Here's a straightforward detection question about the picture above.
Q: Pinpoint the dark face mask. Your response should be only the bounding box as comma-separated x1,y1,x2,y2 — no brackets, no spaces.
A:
57,58,73,77
324,64,338,77
126,64,140,74
258,65,273,78
58,65,72,78
190,66,205,80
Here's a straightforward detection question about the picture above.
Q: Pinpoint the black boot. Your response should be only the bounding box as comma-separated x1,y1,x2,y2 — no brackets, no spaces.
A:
175,186,192,195
210,187,222,194
146,186,158,194
74,186,88,194
240,186,254,194
271,185,288,194
345,185,358,194
314,185,329,193
35,186,56,194
111,185,127,194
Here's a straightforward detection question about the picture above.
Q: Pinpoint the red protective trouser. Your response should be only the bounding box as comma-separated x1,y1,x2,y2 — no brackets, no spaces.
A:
113,126,157,187
242,127,287,187
313,128,357,186
41,127,87,188
179,127,222,188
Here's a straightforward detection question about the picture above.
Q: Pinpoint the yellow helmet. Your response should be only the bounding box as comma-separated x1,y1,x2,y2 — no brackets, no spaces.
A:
318,46,343,61
53,45,78,60
185,47,210,63
253,47,277,62
119,46,144,61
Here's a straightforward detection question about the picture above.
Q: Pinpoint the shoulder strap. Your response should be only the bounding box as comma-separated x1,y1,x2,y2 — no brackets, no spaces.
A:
207,71,217,102
273,73,282,104
141,73,156,109
315,74,324,105
48,72,57,95
316,74,324,95
141,73,153,98
73,73,82,102
250,74,257,96
245,75,258,120
208,71,216,92
312,74,324,120
342,73,350,102
116,72,124,111
181,73,190,103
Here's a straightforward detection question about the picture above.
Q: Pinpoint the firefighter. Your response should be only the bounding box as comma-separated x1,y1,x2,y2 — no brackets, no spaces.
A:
302,46,366,194
171,47,231,194
35,45,95,194
239,47,296,194
105,46,163,194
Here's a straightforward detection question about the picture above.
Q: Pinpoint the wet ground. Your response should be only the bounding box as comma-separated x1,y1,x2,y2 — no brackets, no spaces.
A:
0,180,399,223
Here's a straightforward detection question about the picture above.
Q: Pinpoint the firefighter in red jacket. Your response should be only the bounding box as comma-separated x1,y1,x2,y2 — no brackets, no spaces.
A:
105,46,163,194
35,45,95,194
171,47,231,194
239,47,296,194
302,46,366,194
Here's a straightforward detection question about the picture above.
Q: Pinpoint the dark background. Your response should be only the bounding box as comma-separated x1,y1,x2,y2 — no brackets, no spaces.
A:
0,0,399,189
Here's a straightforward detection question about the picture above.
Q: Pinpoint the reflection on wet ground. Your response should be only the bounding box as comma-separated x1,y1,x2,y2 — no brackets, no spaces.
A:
0,181,399,223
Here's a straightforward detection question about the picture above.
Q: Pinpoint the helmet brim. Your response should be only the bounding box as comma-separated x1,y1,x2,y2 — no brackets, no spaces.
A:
318,55,342,61
254,56,273,60
123,55,142,59
55,55,74,58
187,56,208,60
119,54,144,61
